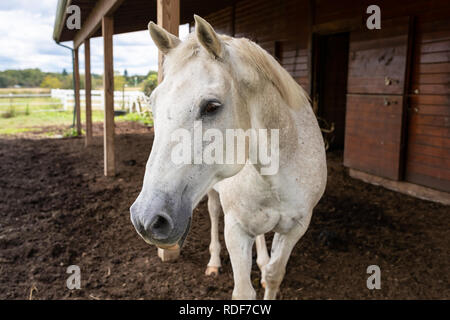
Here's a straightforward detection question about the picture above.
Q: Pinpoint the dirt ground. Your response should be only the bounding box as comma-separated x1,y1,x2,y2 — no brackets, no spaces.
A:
0,121,448,300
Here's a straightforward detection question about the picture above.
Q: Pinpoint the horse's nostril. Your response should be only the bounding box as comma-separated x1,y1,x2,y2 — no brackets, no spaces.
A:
146,213,173,240
152,215,166,229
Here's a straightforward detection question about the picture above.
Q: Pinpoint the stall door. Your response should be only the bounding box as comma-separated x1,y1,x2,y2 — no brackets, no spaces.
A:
344,17,411,180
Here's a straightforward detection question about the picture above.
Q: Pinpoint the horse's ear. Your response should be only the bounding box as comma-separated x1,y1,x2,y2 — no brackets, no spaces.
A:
194,15,223,58
148,21,180,55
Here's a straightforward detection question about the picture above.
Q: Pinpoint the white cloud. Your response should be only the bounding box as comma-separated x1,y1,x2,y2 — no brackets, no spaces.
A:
0,8,72,72
0,1,190,76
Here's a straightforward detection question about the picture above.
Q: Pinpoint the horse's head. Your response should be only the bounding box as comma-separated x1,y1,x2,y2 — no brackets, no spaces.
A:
130,16,254,248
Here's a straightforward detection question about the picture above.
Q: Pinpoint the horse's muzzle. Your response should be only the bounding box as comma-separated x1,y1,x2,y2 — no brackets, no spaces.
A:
130,192,192,248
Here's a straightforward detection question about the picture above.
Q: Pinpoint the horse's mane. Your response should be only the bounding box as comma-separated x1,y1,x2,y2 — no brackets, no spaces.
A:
165,33,310,110
229,37,310,110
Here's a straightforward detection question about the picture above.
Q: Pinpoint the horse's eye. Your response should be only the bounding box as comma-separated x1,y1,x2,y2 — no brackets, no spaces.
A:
201,100,222,116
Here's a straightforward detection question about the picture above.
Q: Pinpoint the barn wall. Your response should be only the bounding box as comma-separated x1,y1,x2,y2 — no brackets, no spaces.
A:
200,0,450,192
406,19,450,192
343,17,411,181
200,0,311,93
313,0,450,192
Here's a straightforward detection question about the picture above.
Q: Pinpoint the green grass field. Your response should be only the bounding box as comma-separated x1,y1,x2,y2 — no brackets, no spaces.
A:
0,109,153,136
0,88,152,137
0,110,105,135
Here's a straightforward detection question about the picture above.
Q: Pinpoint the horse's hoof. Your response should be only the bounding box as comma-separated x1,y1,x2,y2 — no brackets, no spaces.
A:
205,266,219,276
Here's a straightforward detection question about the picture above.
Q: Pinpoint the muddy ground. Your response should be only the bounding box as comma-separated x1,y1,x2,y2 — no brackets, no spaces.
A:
0,121,448,300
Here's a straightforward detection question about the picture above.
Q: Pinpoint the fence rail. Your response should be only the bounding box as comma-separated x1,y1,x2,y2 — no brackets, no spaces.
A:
51,89,149,112
0,90,150,115
0,94,51,98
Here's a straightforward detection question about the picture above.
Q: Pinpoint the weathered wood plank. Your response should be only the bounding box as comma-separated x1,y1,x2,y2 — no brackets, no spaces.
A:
157,0,180,84
350,168,450,204
73,46,82,135
409,94,450,106
84,39,93,147
407,141,450,158
103,16,115,177
74,0,125,49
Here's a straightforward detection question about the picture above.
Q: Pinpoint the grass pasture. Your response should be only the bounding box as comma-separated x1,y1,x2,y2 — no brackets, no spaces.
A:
0,88,152,137
0,87,51,94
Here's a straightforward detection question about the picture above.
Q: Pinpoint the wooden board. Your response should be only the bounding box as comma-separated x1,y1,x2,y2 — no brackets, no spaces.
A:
73,47,82,135
347,20,410,95
344,95,405,179
102,16,116,177
405,18,450,192
157,0,180,84
84,39,93,147
344,17,411,180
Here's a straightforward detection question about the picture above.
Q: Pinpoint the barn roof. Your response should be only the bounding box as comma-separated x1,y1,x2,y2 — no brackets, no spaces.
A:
53,0,235,45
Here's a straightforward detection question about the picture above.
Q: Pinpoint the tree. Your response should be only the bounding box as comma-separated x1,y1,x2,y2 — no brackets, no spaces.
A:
142,73,158,96
0,75,9,88
123,69,128,79
114,75,126,90
40,75,62,89
62,69,68,76
92,76,103,90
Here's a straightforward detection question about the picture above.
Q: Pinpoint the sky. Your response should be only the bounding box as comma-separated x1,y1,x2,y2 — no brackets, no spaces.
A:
0,0,189,75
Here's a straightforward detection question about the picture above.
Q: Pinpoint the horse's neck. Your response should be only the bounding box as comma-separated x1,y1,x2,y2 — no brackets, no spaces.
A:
243,83,326,205
247,84,302,143
247,83,319,174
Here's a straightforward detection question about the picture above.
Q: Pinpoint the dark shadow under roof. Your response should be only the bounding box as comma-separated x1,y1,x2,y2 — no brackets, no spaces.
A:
54,0,236,43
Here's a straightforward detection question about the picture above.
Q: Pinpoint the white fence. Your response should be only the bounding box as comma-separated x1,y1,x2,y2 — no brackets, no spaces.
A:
51,89,150,113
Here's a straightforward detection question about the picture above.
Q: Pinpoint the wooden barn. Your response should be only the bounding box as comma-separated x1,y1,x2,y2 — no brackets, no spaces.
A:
53,0,450,204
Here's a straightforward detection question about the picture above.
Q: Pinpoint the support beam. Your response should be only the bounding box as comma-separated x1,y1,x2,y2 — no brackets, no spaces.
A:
157,0,180,83
103,16,116,177
73,46,82,135
156,0,180,262
74,0,125,49
84,39,93,147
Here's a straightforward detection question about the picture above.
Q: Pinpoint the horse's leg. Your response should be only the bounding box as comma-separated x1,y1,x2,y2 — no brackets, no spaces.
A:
255,234,270,288
225,213,256,300
205,189,222,276
263,217,310,300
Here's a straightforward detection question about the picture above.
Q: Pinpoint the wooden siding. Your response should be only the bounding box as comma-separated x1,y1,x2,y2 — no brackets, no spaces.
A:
406,19,450,192
201,0,450,192
203,0,311,93
343,18,410,180
344,94,405,179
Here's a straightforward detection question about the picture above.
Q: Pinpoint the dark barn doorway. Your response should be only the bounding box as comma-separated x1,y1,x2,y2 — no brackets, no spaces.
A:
313,32,350,150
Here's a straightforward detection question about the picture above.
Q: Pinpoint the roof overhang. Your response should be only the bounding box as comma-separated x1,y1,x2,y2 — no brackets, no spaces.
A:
53,0,236,48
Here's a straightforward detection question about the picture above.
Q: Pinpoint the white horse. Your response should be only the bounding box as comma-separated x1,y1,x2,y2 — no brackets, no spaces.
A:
130,15,327,300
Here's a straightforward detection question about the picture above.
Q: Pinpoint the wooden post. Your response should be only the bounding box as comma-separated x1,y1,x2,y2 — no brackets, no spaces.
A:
84,39,93,147
73,46,82,135
156,0,180,262
157,0,180,83
102,16,115,176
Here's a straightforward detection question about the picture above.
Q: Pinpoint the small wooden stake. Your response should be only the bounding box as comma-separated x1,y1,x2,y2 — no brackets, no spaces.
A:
157,245,180,262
